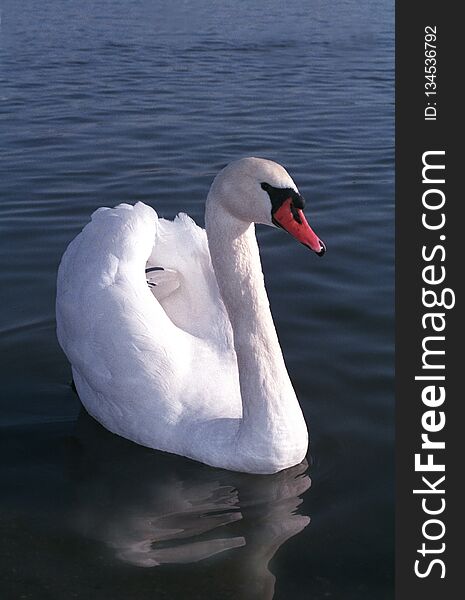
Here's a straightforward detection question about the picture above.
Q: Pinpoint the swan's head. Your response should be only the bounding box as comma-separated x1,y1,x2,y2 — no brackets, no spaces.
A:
208,157,326,256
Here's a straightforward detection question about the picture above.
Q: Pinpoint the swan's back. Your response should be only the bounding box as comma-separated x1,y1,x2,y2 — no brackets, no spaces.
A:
148,211,233,348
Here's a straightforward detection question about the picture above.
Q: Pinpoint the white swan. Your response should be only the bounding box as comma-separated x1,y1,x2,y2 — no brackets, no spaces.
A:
56,157,326,474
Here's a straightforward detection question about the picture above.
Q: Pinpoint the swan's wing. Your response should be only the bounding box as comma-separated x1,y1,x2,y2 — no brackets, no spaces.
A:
147,211,234,350
56,203,194,436
56,202,238,447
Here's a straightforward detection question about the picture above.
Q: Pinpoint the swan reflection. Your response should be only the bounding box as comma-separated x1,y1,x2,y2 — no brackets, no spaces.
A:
70,410,310,590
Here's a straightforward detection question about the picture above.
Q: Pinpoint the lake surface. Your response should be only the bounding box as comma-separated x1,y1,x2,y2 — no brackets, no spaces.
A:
0,1,394,598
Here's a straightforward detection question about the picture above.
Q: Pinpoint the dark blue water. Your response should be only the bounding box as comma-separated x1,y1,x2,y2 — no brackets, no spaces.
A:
0,1,394,598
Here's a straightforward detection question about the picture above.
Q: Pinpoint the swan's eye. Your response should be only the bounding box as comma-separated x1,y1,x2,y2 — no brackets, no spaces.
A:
261,182,271,192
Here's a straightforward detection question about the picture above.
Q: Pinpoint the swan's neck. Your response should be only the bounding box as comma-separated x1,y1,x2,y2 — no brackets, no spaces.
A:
205,200,307,466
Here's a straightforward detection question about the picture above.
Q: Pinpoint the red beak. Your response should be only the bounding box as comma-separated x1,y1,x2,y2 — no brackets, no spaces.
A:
273,198,326,256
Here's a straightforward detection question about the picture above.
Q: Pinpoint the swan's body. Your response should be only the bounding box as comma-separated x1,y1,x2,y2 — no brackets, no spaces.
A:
56,158,326,474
